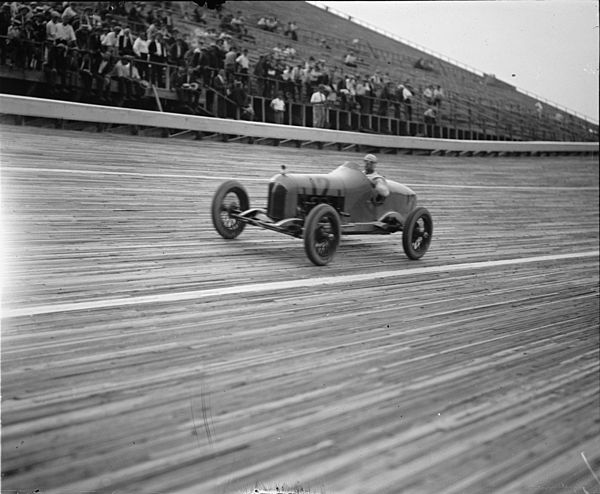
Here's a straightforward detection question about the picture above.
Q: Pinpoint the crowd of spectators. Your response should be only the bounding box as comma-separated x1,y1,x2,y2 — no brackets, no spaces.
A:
0,1,449,131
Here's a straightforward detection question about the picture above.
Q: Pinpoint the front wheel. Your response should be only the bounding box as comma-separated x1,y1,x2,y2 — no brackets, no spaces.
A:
211,180,250,239
303,204,341,266
402,207,433,260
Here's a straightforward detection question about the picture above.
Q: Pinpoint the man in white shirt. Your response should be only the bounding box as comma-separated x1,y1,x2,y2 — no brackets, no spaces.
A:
101,25,120,49
46,11,60,42
270,90,286,124
112,55,142,102
310,84,327,128
235,48,250,84
133,32,149,80
56,18,76,44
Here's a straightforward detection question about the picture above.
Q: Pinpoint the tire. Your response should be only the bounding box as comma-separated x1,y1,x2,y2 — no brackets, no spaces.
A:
303,204,341,266
211,180,250,239
402,207,433,260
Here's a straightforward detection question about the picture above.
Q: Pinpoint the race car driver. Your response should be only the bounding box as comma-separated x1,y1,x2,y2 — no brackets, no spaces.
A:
363,153,390,201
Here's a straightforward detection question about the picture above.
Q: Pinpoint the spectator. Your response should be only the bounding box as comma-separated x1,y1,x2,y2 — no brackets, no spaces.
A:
44,41,69,95
289,63,302,101
128,4,143,25
146,19,161,40
172,65,200,111
280,64,293,100
393,83,404,120
223,44,238,82
92,48,114,102
282,44,296,58
169,31,188,66
6,18,25,68
0,3,11,65
355,77,369,114
424,107,437,137
257,17,268,30
284,21,298,41
102,25,121,49
117,27,135,56
64,45,82,94
133,31,150,79
133,31,149,80
78,47,96,100
433,85,444,108
14,4,31,25
344,51,357,68
61,2,77,24
211,68,228,117
310,84,328,128
147,33,167,86
369,70,382,92
46,11,60,43
270,90,286,124
191,45,212,87
229,80,251,119
401,83,413,121
265,16,279,33
112,54,142,103
230,11,247,36
193,7,207,24
535,101,543,118
235,48,250,85
56,17,76,46
378,82,393,117
423,85,434,105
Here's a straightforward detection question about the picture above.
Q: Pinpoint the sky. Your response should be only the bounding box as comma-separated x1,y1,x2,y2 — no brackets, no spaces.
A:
310,0,599,123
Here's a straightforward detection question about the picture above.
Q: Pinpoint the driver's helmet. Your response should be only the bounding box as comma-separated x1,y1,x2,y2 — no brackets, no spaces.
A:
363,153,377,163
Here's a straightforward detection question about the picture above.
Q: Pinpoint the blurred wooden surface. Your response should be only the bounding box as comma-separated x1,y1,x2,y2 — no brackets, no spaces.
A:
1,124,599,494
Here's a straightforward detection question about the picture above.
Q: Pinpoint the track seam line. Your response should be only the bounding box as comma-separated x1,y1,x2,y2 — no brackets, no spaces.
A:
3,251,598,319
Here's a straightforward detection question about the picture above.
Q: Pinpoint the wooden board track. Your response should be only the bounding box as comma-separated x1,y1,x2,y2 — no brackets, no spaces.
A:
1,124,599,494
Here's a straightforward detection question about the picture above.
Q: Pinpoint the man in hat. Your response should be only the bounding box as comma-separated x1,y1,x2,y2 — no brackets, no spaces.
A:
7,17,24,68
362,154,389,201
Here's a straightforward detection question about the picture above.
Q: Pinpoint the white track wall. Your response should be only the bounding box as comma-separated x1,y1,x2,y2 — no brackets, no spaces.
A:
1,95,598,154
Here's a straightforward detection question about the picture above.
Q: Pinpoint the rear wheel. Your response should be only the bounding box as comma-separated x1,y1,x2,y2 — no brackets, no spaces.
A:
211,180,250,239
402,207,433,260
303,204,341,266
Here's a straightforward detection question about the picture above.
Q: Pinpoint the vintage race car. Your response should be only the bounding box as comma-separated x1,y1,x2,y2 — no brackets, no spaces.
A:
211,161,433,265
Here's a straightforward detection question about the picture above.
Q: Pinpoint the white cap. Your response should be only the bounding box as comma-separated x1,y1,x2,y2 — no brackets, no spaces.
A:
363,154,377,163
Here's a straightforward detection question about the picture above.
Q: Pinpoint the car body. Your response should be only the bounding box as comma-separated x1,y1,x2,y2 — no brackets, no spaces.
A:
211,161,433,265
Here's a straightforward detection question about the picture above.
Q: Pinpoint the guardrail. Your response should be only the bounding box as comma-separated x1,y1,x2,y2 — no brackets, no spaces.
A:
2,94,598,155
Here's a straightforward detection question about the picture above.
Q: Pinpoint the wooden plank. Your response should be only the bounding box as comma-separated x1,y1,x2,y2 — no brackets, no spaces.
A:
1,124,599,494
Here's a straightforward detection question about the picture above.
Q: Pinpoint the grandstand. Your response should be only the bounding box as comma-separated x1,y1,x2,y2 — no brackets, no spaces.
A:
1,0,598,144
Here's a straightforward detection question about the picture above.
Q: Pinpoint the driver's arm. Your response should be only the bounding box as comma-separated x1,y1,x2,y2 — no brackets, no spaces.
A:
373,176,390,197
